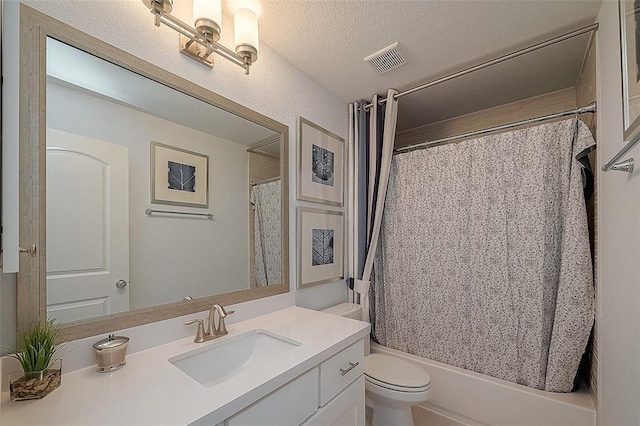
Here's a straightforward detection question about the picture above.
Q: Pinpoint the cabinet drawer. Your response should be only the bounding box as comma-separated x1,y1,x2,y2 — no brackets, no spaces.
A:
319,339,364,406
225,367,319,426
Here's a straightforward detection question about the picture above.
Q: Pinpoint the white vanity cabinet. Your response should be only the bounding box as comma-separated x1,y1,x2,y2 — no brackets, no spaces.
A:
222,339,365,426
1,307,370,426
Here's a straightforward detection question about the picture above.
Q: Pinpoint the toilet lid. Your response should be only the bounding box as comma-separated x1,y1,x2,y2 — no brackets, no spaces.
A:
365,374,431,393
364,354,431,389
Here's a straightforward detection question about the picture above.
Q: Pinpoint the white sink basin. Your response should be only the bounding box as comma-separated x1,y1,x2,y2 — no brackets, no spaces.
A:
169,329,301,387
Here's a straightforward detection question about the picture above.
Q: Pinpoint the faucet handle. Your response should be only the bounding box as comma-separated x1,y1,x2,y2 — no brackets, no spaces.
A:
213,304,233,318
215,307,235,336
184,319,207,343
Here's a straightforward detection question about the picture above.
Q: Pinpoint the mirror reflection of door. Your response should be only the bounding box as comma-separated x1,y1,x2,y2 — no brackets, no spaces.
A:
46,128,130,322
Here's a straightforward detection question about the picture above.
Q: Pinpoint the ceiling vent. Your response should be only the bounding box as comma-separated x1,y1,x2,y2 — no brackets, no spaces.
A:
364,42,406,74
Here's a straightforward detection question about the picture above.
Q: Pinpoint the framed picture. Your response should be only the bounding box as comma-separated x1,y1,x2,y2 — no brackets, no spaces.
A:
297,117,344,206
620,0,640,141
151,142,209,208
297,207,344,288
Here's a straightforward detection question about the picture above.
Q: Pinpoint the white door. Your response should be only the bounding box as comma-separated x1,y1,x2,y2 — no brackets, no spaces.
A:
46,128,129,323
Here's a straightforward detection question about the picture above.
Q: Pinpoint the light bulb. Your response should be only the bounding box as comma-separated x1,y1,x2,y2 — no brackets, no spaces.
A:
234,7,259,60
227,0,262,17
193,0,222,39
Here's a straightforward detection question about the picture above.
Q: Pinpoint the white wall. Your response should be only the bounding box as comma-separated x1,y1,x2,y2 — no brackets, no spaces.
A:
48,82,251,309
0,0,348,357
595,1,640,424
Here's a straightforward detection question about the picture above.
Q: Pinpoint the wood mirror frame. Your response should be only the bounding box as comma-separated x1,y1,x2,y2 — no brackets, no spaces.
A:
17,5,289,341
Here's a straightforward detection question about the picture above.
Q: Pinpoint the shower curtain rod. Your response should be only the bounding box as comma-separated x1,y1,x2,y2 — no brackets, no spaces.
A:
246,137,280,153
393,101,597,154
361,23,599,111
250,176,280,186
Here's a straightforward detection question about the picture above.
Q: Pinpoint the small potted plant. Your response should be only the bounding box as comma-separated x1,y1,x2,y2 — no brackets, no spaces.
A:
8,319,65,401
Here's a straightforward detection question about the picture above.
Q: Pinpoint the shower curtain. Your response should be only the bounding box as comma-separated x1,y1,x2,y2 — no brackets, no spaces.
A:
347,89,399,322
251,180,281,286
371,118,595,392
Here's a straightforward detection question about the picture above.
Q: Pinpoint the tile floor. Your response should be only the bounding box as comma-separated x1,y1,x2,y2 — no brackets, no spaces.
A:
411,405,467,426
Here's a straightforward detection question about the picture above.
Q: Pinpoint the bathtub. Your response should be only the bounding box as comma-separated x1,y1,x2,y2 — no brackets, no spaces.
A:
370,341,596,426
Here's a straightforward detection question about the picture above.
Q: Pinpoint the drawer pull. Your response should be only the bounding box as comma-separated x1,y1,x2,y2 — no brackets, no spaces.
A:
340,362,359,376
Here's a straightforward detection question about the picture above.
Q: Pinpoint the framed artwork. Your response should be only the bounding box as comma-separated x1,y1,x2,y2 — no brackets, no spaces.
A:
151,142,209,208
620,0,640,141
297,117,344,206
297,207,344,288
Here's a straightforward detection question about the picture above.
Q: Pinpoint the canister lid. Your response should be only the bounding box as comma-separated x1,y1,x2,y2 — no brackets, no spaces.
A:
93,334,129,351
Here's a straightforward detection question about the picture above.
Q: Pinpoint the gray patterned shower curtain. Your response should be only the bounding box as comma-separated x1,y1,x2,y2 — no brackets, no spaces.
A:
371,118,595,392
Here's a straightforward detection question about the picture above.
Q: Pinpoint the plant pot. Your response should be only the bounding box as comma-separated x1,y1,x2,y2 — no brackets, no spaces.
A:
9,359,62,401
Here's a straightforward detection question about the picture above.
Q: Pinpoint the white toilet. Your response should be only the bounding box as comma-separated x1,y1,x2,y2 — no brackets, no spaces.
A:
322,303,432,426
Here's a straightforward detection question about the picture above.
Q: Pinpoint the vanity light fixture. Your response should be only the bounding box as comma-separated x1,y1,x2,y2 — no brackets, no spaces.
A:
142,0,260,74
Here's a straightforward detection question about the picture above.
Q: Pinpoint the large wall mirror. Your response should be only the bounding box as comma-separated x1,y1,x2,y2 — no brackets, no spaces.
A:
17,6,289,341
619,0,640,141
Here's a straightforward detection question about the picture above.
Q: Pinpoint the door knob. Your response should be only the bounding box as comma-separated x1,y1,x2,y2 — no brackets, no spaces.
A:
18,244,37,257
115,279,128,289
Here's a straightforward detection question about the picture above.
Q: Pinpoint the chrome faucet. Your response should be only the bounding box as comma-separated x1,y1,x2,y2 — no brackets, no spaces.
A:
184,304,235,343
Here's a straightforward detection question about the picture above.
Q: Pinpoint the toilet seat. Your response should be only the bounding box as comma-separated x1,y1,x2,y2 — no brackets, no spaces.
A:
321,303,433,426
365,374,431,393
364,354,431,393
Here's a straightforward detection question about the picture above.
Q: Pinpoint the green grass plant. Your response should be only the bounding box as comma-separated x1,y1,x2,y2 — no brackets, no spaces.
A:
12,319,64,377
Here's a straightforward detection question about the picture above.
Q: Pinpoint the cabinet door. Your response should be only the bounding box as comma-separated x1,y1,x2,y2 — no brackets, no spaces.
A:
225,368,319,426
303,376,365,426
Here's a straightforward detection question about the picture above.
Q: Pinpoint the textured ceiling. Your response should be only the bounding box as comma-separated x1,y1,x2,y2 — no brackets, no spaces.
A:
258,0,602,130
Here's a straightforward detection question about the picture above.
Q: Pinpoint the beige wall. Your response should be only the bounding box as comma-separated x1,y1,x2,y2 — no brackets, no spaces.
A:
577,34,598,135
395,87,578,149
575,32,598,410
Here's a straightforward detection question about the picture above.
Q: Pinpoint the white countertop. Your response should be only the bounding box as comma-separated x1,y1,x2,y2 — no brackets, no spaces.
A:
1,307,370,425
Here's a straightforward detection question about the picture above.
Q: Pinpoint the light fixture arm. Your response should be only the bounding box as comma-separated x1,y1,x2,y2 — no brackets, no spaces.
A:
144,0,255,75
150,0,163,26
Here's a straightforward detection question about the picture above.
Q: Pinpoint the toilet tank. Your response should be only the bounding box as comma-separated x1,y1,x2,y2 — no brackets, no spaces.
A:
322,303,362,320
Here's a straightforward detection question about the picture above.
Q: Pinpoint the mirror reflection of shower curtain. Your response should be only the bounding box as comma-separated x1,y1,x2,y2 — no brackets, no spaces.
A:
371,118,595,392
251,180,282,286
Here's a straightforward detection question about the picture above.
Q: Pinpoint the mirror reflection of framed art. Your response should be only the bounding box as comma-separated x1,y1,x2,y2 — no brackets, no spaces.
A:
151,141,209,208
297,117,344,206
